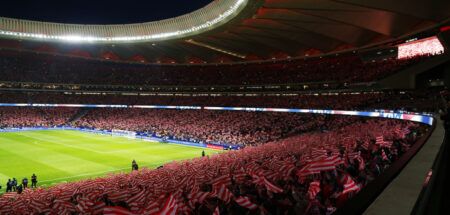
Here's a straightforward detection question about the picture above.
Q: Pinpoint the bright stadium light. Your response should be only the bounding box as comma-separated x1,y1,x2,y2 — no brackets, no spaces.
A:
0,0,247,43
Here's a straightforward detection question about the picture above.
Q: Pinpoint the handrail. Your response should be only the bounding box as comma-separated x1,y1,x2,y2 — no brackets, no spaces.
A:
411,120,449,214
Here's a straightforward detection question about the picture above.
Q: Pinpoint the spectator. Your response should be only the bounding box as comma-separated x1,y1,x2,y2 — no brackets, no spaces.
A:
22,178,28,189
31,174,37,188
5,179,12,192
132,160,139,171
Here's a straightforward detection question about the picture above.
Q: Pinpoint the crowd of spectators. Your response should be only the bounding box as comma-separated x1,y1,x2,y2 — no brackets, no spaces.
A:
75,109,346,146
0,49,436,86
0,105,354,146
0,90,441,146
0,107,77,128
0,117,429,214
0,90,444,113
0,92,385,109
363,90,445,113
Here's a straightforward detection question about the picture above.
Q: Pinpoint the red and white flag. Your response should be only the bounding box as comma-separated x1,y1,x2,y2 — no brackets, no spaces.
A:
188,191,210,205
103,206,135,215
140,202,159,215
381,149,389,161
212,184,234,203
311,148,327,160
361,141,370,150
210,174,232,186
29,199,49,214
355,156,365,171
213,206,220,215
307,155,343,173
341,175,360,195
252,174,284,193
262,177,283,193
92,201,106,215
375,136,385,145
235,196,258,210
159,194,178,215
307,181,321,199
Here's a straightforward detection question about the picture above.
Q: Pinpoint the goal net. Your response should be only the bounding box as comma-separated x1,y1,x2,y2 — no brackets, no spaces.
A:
111,129,136,139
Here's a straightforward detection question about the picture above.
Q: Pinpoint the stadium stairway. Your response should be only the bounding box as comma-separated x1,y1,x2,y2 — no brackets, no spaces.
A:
66,108,90,124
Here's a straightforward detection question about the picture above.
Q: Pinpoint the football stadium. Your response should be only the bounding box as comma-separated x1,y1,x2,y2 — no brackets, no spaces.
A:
0,0,449,214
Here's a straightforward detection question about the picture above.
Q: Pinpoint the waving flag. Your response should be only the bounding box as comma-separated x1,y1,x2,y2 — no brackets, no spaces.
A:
103,206,135,215
0,204,13,214
361,141,370,150
127,188,147,205
375,136,385,145
212,184,233,203
140,202,159,215
235,196,258,210
376,135,393,148
355,156,365,171
210,174,231,186
251,174,284,193
213,206,220,215
262,177,284,193
381,149,389,161
29,199,49,214
395,127,410,138
308,181,321,199
107,190,130,203
92,201,106,215
188,191,210,206
306,155,343,173
75,197,94,213
341,175,360,194
311,148,327,160
159,194,178,215
296,164,319,182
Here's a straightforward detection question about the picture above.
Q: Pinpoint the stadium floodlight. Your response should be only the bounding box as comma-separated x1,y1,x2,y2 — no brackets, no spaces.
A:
0,0,247,43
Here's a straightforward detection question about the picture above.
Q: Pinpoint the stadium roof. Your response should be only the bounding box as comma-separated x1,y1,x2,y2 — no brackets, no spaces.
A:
0,0,449,64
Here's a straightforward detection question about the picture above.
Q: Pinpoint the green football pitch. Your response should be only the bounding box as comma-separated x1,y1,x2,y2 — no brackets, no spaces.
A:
0,130,219,194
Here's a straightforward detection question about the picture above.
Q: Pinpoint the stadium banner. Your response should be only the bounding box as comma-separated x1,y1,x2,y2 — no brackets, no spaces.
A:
203,107,434,125
0,127,64,132
132,105,202,110
207,144,228,150
0,102,432,123
0,103,433,125
0,103,201,110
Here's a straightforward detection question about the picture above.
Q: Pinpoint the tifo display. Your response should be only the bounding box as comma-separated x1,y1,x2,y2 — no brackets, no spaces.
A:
0,112,429,214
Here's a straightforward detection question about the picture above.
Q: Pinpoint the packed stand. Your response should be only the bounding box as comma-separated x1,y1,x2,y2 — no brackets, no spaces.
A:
0,91,385,110
74,109,333,146
363,90,445,113
0,49,436,86
0,107,78,128
0,117,430,214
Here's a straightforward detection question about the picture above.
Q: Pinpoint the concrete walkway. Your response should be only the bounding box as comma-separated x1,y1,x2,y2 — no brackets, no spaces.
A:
364,120,445,215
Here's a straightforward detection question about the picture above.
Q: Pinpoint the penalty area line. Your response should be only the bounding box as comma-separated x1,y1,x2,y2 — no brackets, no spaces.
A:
39,161,168,184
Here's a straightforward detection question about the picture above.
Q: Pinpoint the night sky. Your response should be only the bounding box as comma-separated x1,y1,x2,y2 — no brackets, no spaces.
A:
0,0,213,24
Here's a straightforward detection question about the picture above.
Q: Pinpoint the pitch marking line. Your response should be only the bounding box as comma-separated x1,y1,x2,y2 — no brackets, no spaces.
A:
39,161,168,184
15,132,107,154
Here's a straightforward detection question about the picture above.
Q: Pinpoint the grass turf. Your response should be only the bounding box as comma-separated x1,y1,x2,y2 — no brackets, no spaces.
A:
0,130,219,194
